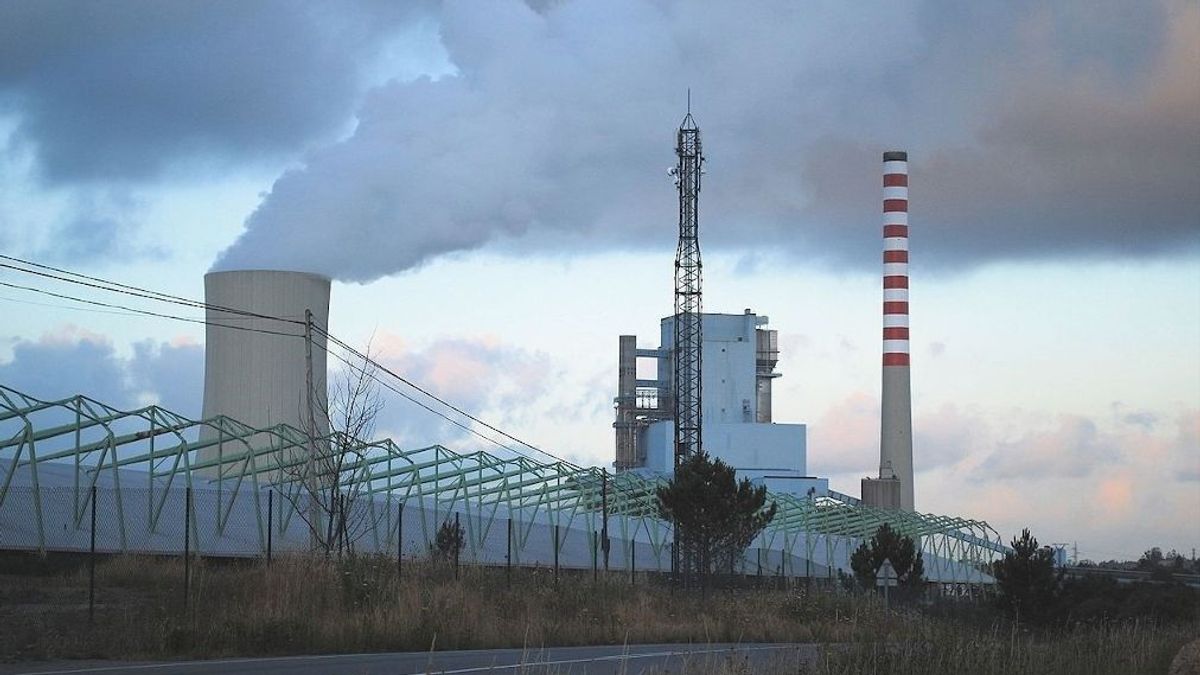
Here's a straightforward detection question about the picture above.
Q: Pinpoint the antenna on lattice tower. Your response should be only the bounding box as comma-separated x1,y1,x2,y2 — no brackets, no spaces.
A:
672,97,703,465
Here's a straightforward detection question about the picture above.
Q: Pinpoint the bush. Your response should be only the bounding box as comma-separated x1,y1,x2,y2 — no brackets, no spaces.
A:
849,523,924,595
1056,576,1200,624
430,519,464,563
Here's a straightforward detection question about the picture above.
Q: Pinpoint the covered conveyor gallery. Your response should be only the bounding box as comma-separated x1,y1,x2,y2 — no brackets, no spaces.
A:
0,385,1004,584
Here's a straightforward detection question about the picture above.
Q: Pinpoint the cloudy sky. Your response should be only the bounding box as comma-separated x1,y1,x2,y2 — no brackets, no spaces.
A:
0,0,1196,560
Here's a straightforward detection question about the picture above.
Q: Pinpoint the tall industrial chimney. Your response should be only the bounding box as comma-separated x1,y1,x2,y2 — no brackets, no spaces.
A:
863,151,914,511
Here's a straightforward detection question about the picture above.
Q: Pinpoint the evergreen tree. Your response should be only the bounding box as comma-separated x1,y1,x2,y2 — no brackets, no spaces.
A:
849,523,925,590
994,528,1058,623
656,452,777,586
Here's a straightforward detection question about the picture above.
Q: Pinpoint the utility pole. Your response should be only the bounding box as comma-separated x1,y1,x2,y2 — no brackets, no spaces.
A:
304,308,320,550
305,309,316,439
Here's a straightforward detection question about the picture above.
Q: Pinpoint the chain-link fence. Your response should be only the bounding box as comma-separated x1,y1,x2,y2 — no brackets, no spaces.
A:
0,483,839,604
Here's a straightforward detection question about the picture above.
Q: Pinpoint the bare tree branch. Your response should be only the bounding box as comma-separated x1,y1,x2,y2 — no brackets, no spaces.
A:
276,336,387,557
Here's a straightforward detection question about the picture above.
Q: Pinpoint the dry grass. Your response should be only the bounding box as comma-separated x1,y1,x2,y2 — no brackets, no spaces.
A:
0,552,1194,674
0,553,898,661
809,619,1195,675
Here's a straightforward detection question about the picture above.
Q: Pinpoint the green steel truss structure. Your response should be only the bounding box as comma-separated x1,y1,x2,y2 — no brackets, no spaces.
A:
0,384,1005,583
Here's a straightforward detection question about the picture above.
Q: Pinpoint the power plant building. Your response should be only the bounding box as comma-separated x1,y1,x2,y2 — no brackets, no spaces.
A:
614,310,828,498
0,129,1007,585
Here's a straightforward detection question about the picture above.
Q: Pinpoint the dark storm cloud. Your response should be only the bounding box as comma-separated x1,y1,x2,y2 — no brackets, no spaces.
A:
49,217,124,261
0,0,434,183
0,329,128,406
212,0,1199,282
0,328,203,416
128,338,205,416
805,0,1199,270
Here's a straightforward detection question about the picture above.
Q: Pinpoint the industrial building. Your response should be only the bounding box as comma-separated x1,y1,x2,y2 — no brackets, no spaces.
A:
613,147,920,514
614,310,826,498
0,114,1008,584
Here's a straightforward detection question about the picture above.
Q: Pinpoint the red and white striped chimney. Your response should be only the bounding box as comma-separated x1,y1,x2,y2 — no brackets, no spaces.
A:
880,150,915,511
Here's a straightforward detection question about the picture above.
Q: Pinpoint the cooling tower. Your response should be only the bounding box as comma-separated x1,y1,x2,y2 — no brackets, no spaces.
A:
198,270,331,476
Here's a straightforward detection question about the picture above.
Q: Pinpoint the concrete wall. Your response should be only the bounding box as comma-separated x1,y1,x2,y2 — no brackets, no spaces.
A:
643,419,812,495
861,477,901,510
659,312,763,425
880,366,914,510
704,421,806,474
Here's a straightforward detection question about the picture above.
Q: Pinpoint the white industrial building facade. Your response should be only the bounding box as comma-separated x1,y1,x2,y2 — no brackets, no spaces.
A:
615,311,827,498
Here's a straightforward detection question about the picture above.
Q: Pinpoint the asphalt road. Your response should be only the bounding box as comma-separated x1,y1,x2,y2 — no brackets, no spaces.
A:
4,643,819,674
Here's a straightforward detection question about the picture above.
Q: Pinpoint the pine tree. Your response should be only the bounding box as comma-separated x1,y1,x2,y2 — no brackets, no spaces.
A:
656,452,777,587
993,528,1058,623
849,523,925,590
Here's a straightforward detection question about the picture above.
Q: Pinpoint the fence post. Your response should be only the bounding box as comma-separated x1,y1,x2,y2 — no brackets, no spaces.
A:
184,486,191,610
453,512,460,581
89,485,96,623
506,518,513,589
671,536,679,589
592,531,598,583
630,540,636,586
601,470,609,571
266,489,273,567
553,524,559,587
397,501,404,580
669,543,675,594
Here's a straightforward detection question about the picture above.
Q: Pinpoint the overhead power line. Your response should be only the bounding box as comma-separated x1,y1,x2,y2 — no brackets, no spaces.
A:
0,255,304,325
0,280,302,338
0,274,550,464
320,346,533,459
0,292,149,317
0,254,588,472
314,325,573,468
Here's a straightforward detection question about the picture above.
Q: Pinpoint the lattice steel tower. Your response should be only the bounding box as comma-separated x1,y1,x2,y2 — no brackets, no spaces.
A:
671,107,704,464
